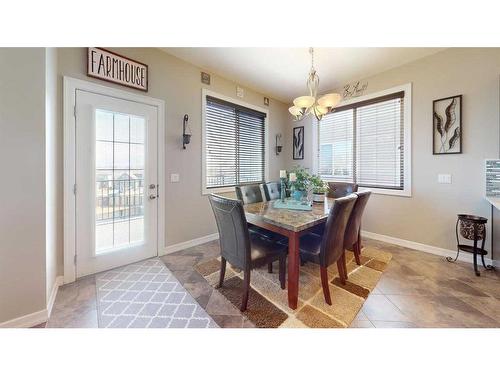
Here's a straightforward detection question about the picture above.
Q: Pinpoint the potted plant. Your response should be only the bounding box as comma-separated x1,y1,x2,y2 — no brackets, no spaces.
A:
310,174,328,203
289,167,311,200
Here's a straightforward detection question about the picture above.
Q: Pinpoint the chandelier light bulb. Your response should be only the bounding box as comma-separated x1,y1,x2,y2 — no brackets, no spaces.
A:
318,93,342,110
288,106,302,116
313,105,328,121
293,95,315,109
315,105,328,115
288,106,304,121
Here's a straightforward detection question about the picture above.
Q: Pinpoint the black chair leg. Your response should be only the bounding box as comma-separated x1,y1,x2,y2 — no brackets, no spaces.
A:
218,257,226,287
241,269,251,312
279,254,286,290
473,239,480,277
268,262,273,274
480,238,494,270
320,266,332,305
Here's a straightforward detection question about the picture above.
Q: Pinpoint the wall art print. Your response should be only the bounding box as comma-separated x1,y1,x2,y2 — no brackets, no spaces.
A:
293,126,304,160
433,95,462,154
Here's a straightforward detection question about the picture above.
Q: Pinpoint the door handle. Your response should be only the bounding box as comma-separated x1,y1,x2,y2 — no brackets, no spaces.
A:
149,194,157,200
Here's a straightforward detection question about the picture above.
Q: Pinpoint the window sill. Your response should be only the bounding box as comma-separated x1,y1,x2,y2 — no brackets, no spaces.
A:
359,186,412,197
202,186,235,196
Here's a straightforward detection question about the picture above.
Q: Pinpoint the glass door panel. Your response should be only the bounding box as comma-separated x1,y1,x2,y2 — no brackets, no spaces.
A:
95,110,145,254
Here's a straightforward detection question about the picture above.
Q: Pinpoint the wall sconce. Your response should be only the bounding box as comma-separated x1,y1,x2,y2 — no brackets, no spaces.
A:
275,133,283,155
183,114,191,149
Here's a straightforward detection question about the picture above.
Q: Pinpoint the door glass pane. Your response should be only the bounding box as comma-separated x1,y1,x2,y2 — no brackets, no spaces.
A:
95,109,145,254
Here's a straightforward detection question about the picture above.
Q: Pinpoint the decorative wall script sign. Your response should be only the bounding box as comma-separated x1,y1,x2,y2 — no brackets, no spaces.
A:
343,81,368,99
87,48,148,91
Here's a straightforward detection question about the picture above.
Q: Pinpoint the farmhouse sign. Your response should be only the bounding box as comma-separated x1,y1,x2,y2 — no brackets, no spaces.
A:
87,48,148,91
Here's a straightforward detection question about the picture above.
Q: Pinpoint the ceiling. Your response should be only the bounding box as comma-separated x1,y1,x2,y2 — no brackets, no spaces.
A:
162,48,445,103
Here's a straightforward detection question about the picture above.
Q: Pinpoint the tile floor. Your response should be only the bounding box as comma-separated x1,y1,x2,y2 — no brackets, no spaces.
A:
46,237,500,328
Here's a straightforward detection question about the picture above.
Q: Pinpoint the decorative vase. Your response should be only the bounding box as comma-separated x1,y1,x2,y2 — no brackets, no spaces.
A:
312,192,325,203
293,190,304,201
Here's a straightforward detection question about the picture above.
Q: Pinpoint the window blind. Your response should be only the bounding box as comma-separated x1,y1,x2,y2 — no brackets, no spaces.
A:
318,109,354,181
205,96,266,189
317,91,404,190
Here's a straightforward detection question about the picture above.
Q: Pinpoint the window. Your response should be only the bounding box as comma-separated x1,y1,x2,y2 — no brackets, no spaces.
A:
203,91,267,193
316,85,411,196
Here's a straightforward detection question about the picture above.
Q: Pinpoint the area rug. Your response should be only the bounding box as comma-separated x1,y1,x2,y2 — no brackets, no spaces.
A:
96,258,218,328
194,247,392,328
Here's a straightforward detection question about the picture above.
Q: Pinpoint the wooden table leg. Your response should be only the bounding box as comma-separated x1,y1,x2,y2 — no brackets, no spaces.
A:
287,231,300,309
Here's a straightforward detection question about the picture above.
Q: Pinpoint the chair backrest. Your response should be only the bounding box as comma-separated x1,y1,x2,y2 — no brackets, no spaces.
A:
235,184,263,204
208,194,250,270
327,182,359,198
343,191,371,249
320,194,357,267
263,181,281,201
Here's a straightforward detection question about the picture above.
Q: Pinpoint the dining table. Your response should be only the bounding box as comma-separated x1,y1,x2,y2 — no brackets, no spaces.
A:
243,197,335,309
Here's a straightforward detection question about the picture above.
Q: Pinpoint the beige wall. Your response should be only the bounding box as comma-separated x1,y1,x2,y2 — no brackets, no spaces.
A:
57,47,289,273
287,48,500,259
0,48,47,322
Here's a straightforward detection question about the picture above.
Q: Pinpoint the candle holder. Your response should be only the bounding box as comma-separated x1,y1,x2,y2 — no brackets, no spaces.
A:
280,178,286,202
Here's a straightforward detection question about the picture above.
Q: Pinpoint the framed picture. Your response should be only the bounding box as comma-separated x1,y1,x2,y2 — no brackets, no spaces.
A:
293,126,304,160
433,95,462,154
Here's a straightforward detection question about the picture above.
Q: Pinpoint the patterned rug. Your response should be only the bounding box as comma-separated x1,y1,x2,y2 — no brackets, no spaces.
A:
96,258,218,328
195,247,392,328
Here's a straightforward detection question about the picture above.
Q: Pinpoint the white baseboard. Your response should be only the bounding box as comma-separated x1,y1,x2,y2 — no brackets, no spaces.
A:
361,230,499,267
47,276,64,317
0,275,63,328
0,309,47,328
160,233,219,256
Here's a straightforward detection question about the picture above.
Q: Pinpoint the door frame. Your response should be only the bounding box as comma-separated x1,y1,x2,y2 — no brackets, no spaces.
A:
63,76,166,284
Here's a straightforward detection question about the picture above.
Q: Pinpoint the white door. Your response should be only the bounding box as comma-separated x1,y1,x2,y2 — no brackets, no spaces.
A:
75,90,158,278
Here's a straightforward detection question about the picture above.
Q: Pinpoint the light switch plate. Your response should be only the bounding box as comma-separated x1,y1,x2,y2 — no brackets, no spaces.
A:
438,174,452,184
170,173,180,183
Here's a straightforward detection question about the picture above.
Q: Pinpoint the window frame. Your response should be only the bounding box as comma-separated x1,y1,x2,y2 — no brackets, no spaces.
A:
313,83,412,197
201,89,269,195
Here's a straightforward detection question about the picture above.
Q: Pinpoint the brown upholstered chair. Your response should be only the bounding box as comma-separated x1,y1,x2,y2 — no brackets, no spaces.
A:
208,194,287,311
343,191,371,266
297,194,357,305
327,182,359,198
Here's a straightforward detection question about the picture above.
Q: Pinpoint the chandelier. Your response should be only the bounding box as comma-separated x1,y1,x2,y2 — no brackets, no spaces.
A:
289,48,342,121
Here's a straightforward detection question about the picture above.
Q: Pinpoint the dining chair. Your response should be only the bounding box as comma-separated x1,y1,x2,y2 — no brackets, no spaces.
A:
235,184,287,257
263,181,281,201
297,194,357,305
235,184,264,204
343,191,372,266
327,182,359,198
208,194,287,311
310,182,359,237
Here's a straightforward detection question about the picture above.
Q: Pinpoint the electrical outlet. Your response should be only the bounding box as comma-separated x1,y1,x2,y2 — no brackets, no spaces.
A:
170,173,180,183
438,174,452,184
